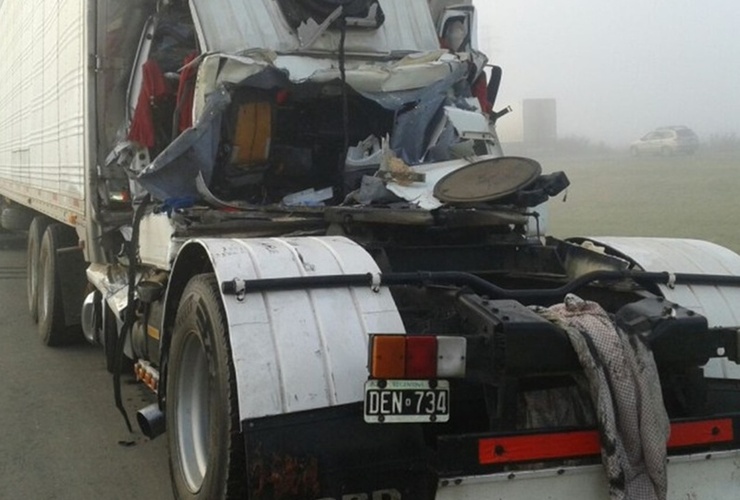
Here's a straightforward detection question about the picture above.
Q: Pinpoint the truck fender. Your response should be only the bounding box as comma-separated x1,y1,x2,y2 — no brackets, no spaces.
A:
571,236,740,379
162,235,405,422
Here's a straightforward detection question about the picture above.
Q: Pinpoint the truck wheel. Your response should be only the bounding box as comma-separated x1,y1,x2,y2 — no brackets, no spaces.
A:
167,274,246,500
1,206,35,231
37,224,81,346
27,216,51,322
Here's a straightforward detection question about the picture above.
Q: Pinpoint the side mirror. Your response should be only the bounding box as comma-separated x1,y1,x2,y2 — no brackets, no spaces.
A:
492,105,512,123
487,65,502,111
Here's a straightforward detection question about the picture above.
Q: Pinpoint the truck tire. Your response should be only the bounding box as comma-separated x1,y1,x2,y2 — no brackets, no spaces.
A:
27,215,51,322
37,224,82,346
167,274,246,500
1,206,35,231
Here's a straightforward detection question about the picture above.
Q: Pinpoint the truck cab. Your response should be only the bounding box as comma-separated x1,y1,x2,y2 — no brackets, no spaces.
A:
3,1,740,499
89,2,740,499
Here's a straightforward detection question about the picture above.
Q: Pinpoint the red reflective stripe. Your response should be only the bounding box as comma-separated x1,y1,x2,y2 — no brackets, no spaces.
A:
479,430,600,465
478,418,735,465
667,418,733,448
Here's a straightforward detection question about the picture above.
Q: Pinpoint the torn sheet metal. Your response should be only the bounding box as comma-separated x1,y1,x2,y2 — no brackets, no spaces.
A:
130,1,487,205
136,87,230,200
196,50,462,97
138,212,182,270
384,157,476,210
85,263,139,325
292,51,461,93
142,52,475,202
294,5,344,50
189,50,465,141
192,53,275,120
190,0,439,55
444,106,493,141
428,0,473,27
355,63,470,166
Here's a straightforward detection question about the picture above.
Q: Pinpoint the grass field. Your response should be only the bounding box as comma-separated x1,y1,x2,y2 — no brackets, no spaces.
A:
526,149,740,254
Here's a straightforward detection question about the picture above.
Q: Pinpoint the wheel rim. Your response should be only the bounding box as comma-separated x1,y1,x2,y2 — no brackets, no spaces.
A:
38,249,49,326
175,331,211,492
28,241,36,312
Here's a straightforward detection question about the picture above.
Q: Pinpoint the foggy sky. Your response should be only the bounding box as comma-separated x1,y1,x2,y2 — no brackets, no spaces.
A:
476,0,740,146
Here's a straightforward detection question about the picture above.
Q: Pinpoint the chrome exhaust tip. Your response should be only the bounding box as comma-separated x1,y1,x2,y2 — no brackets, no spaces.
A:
136,403,166,439
81,292,98,345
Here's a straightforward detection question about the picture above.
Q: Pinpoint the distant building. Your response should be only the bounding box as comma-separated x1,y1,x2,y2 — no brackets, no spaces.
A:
523,98,557,145
497,98,558,147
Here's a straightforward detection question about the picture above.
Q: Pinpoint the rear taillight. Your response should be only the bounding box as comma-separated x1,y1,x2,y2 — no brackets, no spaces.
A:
370,334,466,379
370,335,406,379
406,336,437,378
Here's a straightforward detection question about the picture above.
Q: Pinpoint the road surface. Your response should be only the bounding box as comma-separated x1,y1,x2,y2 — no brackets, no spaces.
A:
0,232,174,499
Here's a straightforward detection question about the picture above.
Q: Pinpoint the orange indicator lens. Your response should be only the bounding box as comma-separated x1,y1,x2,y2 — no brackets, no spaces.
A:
371,335,406,378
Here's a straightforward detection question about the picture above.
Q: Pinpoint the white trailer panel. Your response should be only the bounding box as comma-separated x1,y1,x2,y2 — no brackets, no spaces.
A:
0,0,88,223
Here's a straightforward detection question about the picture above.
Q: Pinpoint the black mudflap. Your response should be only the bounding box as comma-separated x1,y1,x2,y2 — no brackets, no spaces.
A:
56,239,87,328
243,403,436,500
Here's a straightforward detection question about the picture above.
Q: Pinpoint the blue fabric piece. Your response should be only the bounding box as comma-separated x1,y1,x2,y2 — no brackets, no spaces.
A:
158,196,197,216
359,64,468,165
137,88,231,201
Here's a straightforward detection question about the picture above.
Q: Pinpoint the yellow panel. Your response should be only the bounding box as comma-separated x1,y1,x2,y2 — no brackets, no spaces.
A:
230,101,272,166
371,335,406,379
147,325,160,340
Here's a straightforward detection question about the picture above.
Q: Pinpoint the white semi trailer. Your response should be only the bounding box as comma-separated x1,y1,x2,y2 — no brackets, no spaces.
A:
2,1,740,499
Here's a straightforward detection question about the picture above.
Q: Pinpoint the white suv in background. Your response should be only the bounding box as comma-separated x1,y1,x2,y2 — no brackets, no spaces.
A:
630,126,699,156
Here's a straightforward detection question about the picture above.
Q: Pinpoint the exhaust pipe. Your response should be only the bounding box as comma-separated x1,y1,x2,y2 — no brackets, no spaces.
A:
81,292,99,345
136,403,166,439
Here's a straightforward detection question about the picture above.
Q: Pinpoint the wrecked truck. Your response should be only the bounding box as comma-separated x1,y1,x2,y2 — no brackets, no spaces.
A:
2,0,740,498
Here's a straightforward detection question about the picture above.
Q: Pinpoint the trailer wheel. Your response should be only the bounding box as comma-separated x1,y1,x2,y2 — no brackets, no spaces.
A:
27,215,51,322
1,206,35,231
37,224,81,346
167,273,246,500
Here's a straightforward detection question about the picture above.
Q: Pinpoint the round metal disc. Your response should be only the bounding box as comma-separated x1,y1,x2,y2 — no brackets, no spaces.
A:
433,156,542,204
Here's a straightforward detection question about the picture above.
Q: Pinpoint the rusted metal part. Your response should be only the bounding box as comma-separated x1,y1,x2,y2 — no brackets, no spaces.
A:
249,448,321,499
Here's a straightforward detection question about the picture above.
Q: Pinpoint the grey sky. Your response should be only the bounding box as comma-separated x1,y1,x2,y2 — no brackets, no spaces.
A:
477,0,740,146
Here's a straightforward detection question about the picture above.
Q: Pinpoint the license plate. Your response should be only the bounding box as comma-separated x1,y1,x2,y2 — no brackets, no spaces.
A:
363,379,449,423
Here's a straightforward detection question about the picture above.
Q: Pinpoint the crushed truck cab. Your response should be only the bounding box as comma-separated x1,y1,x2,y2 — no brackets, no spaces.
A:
2,0,740,499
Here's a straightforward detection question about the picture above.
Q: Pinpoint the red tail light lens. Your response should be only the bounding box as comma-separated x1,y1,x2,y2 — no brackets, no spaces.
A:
370,335,467,379
405,336,437,378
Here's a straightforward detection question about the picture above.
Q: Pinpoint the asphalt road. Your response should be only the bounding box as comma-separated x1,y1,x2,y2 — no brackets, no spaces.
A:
0,232,174,500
